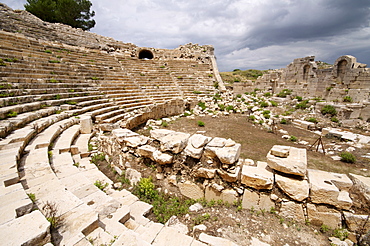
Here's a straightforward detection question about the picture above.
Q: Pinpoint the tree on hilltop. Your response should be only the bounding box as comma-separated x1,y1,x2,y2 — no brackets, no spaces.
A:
25,0,95,31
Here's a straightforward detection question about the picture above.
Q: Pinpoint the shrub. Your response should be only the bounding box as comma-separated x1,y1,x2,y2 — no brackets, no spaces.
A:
134,177,158,201
295,96,303,101
236,94,242,98
339,152,356,163
320,224,330,233
280,118,287,124
198,102,207,111
260,101,269,108
306,117,318,123
321,105,337,116
295,100,309,110
343,96,352,102
7,111,18,117
249,115,256,121
226,105,235,112
161,121,168,127
331,117,339,123
197,120,205,127
277,89,292,98
332,228,349,241
270,100,278,107
94,180,109,191
27,193,36,203
218,104,225,111
91,153,105,164
264,92,271,97
289,135,298,142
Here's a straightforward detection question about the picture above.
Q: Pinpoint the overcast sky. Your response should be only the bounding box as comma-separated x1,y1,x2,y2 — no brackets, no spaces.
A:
2,0,370,71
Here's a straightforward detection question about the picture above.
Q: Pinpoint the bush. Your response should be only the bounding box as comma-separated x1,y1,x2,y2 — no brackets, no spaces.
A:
280,118,287,124
295,100,309,110
264,92,271,97
226,105,235,112
248,115,256,121
331,117,339,123
134,177,158,201
94,180,109,191
218,104,225,111
270,100,278,107
332,228,349,241
277,89,292,98
260,101,269,108
339,152,356,163
197,120,205,127
161,121,168,127
295,96,303,101
91,153,105,164
306,117,318,123
343,96,352,102
321,105,337,116
289,135,298,142
198,102,207,111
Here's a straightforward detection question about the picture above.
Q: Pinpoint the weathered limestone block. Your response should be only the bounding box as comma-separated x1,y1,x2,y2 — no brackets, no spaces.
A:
80,116,92,134
308,169,353,209
270,145,290,158
221,189,238,204
343,212,370,232
242,189,259,209
112,129,139,142
0,210,50,246
259,194,275,211
189,134,212,148
160,132,190,154
150,129,175,141
165,216,189,234
275,174,309,202
178,181,204,200
199,233,238,246
123,135,150,148
279,201,305,223
215,143,241,164
205,185,221,202
267,146,307,176
137,145,157,160
217,166,241,183
203,146,218,158
348,173,370,206
195,168,217,179
125,168,142,185
184,144,203,159
153,150,173,165
307,203,341,229
207,137,226,147
241,161,274,190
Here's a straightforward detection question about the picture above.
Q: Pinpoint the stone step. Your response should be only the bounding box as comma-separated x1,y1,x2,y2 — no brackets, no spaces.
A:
95,108,126,123
0,210,51,246
74,133,92,157
53,124,80,153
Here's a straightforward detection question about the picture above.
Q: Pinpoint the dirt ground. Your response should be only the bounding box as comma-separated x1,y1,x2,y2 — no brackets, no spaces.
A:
158,114,370,177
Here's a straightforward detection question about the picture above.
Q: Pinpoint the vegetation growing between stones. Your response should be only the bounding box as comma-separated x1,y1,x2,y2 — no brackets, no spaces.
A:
132,177,195,223
43,201,63,229
321,105,337,116
94,180,109,191
339,152,356,163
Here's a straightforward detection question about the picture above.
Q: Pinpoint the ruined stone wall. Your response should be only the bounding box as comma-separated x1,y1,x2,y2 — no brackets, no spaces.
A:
254,55,370,103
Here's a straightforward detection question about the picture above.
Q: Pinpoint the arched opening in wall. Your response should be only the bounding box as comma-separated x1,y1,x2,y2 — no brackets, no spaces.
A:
303,65,310,81
337,60,347,81
138,49,154,60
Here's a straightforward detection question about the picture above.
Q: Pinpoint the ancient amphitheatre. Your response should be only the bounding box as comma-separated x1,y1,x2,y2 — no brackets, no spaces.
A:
0,3,370,246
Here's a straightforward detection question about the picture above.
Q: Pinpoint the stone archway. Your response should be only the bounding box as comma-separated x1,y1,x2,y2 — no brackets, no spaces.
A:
337,60,347,81
138,49,154,60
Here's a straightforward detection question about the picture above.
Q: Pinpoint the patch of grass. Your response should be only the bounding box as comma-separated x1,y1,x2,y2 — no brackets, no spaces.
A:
133,177,195,223
295,96,303,101
4,58,18,62
161,121,168,127
280,118,287,124
0,59,6,66
193,213,210,225
7,111,18,117
91,153,106,164
295,100,309,110
27,193,36,203
339,152,356,163
260,101,269,107
332,228,349,241
226,105,235,112
343,96,352,102
197,120,205,127
48,60,61,63
331,117,339,123
306,117,318,123
94,180,109,191
218,104,225,111
43,201,63,229
66,101,77,105
44,49,52,54
321,105,337,116
193,91,202,94
289,135,298,142
270,100,278,107
90,77,99,80
320,224,331,233
198,102,207,111
277,89,292,98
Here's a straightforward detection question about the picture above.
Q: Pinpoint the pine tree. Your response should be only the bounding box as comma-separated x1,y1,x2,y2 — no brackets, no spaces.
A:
25,0,95,31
